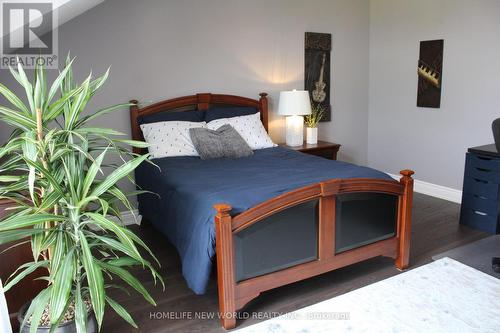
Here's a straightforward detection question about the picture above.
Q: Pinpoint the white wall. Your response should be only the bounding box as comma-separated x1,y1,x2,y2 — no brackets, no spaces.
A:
368,0,500,189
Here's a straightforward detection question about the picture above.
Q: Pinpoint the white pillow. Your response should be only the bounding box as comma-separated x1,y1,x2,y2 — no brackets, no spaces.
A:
140,121,206,158
207,113,276,150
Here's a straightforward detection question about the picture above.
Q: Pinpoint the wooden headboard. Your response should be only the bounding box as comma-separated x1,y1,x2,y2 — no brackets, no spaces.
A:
130,92,269,154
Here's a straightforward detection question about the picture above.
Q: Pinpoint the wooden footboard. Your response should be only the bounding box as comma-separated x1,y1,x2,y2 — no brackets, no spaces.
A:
214,170,414,329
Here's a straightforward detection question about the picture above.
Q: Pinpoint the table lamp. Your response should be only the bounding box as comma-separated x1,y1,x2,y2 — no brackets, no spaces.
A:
278,90,311,146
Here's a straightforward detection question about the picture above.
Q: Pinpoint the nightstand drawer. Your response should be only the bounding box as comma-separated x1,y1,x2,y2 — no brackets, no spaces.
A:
305,148,337,160
279,141,340,161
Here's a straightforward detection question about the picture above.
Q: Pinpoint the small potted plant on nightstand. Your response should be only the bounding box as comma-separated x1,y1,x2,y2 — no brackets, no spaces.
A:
304,103,325,144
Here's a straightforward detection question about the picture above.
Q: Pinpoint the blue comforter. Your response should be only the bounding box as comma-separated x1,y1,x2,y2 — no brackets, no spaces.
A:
136,147,392,294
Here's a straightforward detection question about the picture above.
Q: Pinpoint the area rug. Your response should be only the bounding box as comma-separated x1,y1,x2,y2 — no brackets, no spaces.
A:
234,258,500,333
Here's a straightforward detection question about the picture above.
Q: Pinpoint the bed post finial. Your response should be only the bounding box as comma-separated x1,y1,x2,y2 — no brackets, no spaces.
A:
258,92,269,132
214,203,232,217
396,169,414,270
399,169,414,179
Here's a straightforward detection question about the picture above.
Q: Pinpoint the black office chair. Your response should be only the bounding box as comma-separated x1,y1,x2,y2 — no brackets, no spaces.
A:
491,119,500,273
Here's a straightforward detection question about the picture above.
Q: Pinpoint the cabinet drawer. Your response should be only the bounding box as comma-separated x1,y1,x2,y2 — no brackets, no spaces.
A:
465,163,500,183
463,177,498,199
460,207,499,234
466,153,500,172
461,193,498,216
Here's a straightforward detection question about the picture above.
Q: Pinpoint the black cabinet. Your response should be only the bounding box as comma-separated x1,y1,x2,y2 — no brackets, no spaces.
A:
460,144,500,234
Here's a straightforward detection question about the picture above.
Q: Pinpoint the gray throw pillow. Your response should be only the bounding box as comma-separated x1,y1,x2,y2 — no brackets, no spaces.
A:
189,124,254,160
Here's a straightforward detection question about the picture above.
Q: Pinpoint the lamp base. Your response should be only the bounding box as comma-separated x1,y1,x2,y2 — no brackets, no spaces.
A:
285,115,304,147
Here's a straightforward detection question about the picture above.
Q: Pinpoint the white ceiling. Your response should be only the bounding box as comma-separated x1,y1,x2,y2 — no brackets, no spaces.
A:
2,0,105,48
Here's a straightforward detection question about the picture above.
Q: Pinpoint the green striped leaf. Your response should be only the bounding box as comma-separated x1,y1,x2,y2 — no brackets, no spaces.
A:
21,286,51,333
92,235,143,264
76,103,132,128
75,127,125,136
15,62,35,115
35,62,46,110
81,148,107,198
0,175,20,182
33,71,42,111
23,158,64,197
99,261,156,305
105,296,137,328
0,106,36,130
0,83,30,115
86,212,141,260
46,58,74,105
65,75,90,129
50,249,75,324
4,260,48,291
49,230,66,277
91,155,148,198
75,282,87,333
44,84,85,122
80,232,105,328
0,228,46,245
112,139,150,148
0,214,64,232
89,68,109,94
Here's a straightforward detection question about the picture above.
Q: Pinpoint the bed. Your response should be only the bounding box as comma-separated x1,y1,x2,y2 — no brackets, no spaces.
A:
130,93,414,329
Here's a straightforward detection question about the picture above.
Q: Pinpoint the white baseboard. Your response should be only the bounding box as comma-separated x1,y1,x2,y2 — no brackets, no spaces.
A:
387,173,462,204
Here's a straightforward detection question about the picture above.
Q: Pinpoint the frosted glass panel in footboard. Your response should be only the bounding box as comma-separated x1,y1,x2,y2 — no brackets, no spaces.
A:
335,193,397,253
234,200,319,282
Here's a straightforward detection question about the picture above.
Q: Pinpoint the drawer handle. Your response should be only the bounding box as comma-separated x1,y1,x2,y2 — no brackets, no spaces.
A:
474,178,488,184
476,167,492,172
473,194,488,200
473,210,488,216
477,156,492,161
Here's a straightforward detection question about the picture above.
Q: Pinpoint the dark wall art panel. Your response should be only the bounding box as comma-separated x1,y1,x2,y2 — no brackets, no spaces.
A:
305,32,331,122
417,39,444,108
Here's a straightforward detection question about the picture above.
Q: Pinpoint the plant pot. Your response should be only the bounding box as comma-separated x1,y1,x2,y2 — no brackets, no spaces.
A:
306,127,318,144
18,301,97,333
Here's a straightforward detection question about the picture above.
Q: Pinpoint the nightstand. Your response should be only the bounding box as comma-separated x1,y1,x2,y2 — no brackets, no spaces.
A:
279,140,341,160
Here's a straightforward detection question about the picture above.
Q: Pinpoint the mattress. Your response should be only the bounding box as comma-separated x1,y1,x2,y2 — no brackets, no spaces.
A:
135,146,392,294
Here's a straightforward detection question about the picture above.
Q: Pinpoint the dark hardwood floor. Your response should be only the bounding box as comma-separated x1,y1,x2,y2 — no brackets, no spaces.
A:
102,193,488,332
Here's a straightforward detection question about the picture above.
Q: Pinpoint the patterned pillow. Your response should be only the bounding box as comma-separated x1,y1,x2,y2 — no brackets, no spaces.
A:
140,121,207,158
206,112,276,150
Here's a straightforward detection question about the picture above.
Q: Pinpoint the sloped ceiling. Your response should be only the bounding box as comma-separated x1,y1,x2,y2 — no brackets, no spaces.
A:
2,0,105,47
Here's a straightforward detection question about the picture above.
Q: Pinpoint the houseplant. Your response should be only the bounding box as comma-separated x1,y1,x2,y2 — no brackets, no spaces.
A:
304,103,325,144
0,57,163,332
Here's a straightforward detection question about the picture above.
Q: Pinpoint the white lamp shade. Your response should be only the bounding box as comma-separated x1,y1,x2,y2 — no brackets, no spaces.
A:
278,90,312,116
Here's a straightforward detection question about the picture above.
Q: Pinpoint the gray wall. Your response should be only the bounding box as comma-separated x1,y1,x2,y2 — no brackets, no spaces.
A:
3,0,500,194
368,0,500,189
59,0,370,165
0,0,370,203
